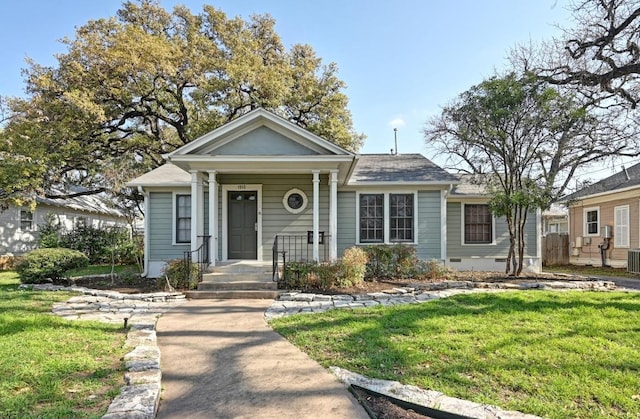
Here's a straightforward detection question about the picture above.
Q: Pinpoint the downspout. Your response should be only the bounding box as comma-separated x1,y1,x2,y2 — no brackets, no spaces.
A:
138,186,150,278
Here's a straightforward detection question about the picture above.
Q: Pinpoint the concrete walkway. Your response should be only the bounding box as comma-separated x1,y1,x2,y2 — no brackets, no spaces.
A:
155,299,368,419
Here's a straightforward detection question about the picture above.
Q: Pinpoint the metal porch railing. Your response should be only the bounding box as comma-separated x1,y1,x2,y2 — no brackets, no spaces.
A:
184,235,211,285
272,232,330,281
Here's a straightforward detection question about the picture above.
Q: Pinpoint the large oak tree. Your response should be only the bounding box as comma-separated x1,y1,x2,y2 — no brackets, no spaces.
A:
0,0,364,209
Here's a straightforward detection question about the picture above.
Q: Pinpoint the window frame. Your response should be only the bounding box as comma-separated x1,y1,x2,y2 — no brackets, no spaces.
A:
356,191,417,245
614,205,629,248
583,207,600,237
461,203,495,246
389,193,414,243
19,208,34,231
174,193,192,244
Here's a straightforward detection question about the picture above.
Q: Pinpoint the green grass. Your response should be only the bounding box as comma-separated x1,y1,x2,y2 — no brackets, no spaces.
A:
66,264,139,277
271,291,640,418
545,264,640,279
0,271,128,418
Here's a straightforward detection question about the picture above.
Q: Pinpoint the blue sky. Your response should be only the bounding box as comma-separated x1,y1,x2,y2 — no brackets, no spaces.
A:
13,0,633,183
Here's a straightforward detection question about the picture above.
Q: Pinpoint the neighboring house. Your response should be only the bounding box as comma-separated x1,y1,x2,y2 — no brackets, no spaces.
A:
0,186,129,257
128,108,542,278
562,163,640,268
542,204,569,235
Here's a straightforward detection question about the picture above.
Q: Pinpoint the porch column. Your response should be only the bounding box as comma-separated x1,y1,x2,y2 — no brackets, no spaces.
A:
207,170,218,266
190,170,204,253
312,170,320,262
329,170,338,261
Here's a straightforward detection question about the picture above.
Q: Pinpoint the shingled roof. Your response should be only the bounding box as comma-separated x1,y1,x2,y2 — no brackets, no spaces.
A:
348,154,459,185
563,162,640,201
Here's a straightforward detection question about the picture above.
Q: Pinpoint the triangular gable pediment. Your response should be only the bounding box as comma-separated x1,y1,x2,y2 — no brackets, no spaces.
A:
169,108,351,157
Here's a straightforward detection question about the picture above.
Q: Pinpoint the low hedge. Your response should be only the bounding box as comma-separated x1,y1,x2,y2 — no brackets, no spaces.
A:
16,248,89,284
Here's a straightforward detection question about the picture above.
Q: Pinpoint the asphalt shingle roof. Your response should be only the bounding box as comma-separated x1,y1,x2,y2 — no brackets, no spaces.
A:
563,162,640,201
348,154,459,184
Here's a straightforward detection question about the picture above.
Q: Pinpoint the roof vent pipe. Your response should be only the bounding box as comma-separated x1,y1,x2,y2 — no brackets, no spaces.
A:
392,128,398,155
623,165,630,181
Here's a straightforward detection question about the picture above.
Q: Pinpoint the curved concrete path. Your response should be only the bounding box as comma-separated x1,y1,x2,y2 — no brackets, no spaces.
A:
155,299,368,419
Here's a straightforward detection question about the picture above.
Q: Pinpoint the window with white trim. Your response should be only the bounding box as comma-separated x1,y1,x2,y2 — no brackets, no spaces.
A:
176,194,191,243
614,205,629,247
390,194,414,242
584,207,599,236
464,204,492,244
359,194,384,243
20,209,33,230
358,192,416,244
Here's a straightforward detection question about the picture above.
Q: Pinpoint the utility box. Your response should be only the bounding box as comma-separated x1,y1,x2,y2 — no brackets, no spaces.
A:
602,225,613,239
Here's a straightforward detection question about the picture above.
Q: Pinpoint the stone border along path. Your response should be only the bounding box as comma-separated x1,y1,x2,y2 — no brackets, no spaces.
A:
21,277,627,419
264,277,618,320
19,284,186,419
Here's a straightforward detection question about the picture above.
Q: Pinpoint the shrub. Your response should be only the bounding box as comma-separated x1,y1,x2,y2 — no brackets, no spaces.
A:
162,259,200,290
337,247,369,287
363,244,418,279
36,215,62,248
16,248,89,284
281,261,342,291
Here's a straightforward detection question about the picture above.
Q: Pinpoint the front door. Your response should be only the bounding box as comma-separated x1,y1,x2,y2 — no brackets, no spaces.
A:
228,191,258,259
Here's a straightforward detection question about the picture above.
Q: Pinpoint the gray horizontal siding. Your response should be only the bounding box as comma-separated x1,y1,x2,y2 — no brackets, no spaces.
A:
337,191,356,255
219,174,329,261
416,191,442,260
447,202,538,258
148,192,189,261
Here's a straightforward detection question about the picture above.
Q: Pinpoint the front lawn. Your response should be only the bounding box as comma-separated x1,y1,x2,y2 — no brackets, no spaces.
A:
0,271,127,418
271,291,640,418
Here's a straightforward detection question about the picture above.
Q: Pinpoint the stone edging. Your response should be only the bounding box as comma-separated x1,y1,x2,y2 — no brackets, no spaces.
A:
331,367,542,419
265,278,617,320
20,284,185,419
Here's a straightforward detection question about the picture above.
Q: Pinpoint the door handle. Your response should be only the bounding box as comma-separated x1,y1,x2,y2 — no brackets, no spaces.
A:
255,222,258,232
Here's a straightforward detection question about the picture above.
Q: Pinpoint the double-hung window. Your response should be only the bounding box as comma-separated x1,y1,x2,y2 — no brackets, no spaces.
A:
464,204,492,244
359,194,384,243
358,193,414,243
584,207,599,236
20,209,33,230
176,194,191,243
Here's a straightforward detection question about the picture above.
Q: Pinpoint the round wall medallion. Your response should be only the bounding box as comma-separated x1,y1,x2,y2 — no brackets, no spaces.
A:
283,188,308,214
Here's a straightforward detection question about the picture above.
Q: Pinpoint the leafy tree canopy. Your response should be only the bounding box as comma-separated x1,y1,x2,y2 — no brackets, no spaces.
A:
0,0,364,209
425,72,636,275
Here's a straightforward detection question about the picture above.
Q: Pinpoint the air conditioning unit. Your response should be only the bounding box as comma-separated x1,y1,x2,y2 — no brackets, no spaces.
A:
628,249,640,274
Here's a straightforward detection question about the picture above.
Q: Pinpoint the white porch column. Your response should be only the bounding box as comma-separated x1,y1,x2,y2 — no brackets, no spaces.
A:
190,171,204,253
207,170,218,267
312,170,320,262
329,170,338,261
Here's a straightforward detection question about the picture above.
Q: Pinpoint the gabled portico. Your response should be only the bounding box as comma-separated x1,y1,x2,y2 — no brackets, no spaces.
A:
166,108,355,268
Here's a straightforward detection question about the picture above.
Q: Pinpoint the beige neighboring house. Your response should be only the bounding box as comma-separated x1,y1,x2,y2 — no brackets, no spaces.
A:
542,204,568,235
0,186,129,258
562,163,640,268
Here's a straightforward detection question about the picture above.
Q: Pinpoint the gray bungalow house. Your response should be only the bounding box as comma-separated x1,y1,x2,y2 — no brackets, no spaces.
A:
128,108,541,278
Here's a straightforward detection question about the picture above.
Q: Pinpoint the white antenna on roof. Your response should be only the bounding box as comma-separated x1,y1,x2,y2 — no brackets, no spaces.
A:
623,165,630,181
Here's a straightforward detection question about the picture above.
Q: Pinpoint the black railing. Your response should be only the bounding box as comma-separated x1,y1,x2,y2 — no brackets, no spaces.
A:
184,235,211,284
272,232,330,281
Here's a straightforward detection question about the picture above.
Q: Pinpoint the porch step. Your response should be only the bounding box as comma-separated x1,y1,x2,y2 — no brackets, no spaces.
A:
201,272,273,282
185,290,280,299
198,281,277,291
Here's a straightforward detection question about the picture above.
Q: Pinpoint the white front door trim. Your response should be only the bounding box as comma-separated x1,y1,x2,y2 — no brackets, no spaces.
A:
221,184,263,261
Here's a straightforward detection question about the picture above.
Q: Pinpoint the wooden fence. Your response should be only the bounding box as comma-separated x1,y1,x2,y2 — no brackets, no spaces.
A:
542,233,569,266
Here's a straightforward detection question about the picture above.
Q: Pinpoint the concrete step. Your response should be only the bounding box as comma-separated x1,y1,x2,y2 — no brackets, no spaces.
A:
207,261,272,274
202,272,273,282
185,290,280,299
198,281,277,291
